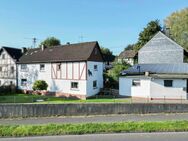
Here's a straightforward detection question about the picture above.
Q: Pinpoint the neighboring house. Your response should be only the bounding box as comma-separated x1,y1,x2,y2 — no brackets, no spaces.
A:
138,31,188,64
120,64,188,100
0,47,23,86
118,50,137,66
119,31,188,100
103,54,115,70
18,41,104,99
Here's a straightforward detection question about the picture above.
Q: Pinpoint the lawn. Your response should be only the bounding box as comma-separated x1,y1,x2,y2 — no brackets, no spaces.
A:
0,94,130,104
0,120,188,137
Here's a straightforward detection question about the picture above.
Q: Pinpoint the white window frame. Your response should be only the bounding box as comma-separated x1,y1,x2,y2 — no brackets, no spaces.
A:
21,64,27,71
40,64,45,71
71,82,79,90
94,65,98,71
93,80,97,89
21,79,27,86
132,79,141,87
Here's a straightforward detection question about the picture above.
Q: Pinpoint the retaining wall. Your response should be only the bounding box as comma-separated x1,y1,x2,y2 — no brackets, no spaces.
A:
0,103,188,118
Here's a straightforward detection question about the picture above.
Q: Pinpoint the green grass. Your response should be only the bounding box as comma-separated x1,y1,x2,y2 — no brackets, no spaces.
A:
0,94,130,104
0,121,188,137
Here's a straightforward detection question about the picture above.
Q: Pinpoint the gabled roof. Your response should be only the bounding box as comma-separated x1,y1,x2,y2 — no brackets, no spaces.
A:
19,41,104,63
121,63,188,76
139,31,187,52
119,50,137,59
0,47,22,61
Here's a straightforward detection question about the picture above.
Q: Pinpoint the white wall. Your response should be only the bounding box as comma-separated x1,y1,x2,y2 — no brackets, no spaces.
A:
119,76,187,99
18,61,104,97
86,61,104,97
0,49,17,86
18,63,87,96
150,79,187,99
119,77,132,96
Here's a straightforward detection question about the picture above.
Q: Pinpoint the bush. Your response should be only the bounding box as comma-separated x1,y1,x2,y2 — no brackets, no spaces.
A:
0,85,16,95
32,80,48,91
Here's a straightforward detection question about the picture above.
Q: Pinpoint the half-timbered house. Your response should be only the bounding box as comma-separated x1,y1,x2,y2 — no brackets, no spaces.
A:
18,41,104,99
0,47,22,86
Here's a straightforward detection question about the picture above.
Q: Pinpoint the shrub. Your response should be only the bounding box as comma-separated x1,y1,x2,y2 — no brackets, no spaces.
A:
32,80,48,91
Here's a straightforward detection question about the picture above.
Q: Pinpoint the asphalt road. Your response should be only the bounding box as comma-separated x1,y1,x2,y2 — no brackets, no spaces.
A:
0,113,188,125
1,132,188,141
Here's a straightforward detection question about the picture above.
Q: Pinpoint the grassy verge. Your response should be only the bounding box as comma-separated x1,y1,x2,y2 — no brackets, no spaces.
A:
0,94,130,103
0,121,188,137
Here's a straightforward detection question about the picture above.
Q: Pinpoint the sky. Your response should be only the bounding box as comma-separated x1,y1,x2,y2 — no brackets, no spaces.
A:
0,0,187,55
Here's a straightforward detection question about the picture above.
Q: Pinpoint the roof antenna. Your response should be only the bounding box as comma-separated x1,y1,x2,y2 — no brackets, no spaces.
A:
24,37,39,48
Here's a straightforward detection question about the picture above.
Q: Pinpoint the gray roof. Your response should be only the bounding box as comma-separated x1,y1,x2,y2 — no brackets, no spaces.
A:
121,63,188,75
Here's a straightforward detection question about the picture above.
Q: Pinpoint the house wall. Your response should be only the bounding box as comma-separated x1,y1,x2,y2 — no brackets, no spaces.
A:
86,61,103,97
138,32,184,64
119,76,187,100
139,49,183,64
18,62,87,98
118,58,135,66
18,61,104,98
0,49,16,86
119,77,151,98
150,79,187,99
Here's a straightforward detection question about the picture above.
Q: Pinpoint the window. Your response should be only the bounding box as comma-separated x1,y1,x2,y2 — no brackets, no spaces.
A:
21,64,27,70
132,79,141,86
10,81,13,85
2,54,5,59
93,80,97,88
21,79,27,86
11,66,14,74
0,80,1,86
164,80,173,87
71,82,78,89
0,67,2,72
94,65,98,71
40,64,45,71
57,63,61,71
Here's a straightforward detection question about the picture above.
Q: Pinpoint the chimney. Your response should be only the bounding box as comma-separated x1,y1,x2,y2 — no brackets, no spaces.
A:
41,44,46,51
164,27,171,37
21,47,27,54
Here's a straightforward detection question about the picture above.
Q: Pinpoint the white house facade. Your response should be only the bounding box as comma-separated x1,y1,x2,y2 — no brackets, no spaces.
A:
119,31,188,100
18,41,104,99
0,47,22,86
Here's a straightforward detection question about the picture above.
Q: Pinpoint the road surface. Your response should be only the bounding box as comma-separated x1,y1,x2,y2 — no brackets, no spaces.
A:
0,113,188,125
1,132,188,141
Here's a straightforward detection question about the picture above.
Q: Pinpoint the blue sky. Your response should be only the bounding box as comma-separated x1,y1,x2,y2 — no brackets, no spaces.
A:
0,0,187,55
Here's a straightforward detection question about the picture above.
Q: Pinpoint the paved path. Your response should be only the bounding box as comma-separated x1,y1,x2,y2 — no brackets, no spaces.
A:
1,113,188,125
1,132,188,141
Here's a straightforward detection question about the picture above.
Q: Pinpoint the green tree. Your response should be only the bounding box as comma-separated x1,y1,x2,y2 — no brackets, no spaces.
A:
164,7,188,50
101,47,115,62
39,37,61,47
32,80,48,91
134,20,162,51
124,44,135,51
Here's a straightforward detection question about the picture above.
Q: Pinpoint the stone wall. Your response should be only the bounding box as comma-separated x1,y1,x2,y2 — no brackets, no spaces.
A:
0,103,188,118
